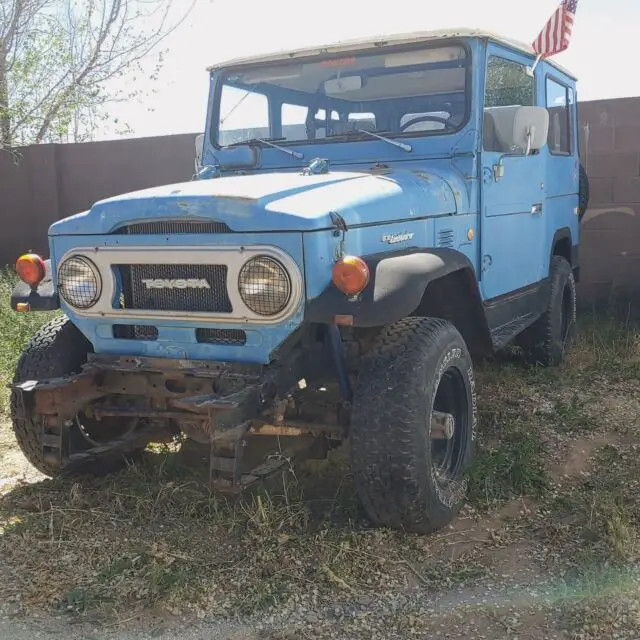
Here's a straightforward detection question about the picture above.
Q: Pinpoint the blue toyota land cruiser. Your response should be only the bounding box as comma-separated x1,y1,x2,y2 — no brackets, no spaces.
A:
9,29,588,534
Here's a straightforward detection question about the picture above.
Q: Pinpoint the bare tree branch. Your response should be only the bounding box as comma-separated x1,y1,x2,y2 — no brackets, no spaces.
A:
0,0,195,147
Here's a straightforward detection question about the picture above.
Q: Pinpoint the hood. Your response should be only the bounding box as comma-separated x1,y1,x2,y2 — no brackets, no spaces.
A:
49,168,460,236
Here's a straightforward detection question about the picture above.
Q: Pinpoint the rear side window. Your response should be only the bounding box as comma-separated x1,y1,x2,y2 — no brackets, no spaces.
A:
546,77,572,155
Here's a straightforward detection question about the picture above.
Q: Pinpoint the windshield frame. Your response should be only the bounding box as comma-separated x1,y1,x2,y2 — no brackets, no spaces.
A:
209,39,473,151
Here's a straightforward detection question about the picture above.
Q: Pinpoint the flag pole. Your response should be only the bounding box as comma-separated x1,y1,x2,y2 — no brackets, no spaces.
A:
528,54,543,76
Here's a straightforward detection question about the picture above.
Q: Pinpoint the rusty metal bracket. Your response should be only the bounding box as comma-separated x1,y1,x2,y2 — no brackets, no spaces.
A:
209,419,251,487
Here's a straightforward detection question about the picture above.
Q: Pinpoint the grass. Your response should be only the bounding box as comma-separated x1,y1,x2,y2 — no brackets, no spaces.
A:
466,429,548,507
0,265,639,637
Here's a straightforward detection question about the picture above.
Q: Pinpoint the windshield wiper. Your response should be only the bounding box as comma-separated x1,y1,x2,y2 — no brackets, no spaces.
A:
327,129,412,153
226,137,304,160
356,129,412,153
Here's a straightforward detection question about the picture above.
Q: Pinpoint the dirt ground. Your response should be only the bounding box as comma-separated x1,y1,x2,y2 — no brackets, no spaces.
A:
1,317,639,639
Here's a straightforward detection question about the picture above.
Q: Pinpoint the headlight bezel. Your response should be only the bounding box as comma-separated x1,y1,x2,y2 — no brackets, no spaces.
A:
57,255,102,309
238,255,292,317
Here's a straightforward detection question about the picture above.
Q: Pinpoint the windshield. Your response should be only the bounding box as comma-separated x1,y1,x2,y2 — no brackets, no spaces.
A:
215,43,469,147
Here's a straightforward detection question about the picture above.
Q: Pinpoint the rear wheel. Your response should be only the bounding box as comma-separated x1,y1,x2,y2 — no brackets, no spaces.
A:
350,318,476,534
10,316,144,477
518,256,577,366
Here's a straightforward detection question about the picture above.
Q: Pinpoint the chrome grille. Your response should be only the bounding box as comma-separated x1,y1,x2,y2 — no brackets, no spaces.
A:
196,328,247,346
118,264,232,313
115,221,232,234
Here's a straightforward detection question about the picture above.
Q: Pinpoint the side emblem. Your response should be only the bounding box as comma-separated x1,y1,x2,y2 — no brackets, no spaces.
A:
382,232,415,245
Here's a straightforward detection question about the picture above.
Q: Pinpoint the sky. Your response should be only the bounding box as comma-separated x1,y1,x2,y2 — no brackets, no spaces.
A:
100,0,640,141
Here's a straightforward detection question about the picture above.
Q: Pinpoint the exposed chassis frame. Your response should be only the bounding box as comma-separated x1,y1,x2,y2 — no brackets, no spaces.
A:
11,348,457,492
10,347,345,490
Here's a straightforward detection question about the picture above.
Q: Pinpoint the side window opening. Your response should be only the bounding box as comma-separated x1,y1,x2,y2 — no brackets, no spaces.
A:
343,112,377,133
483,56,535,153
306,108,339,140
281,103,308,141
546,77,572,155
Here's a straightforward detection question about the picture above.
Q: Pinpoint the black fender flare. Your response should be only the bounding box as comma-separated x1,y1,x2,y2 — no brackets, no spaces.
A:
550,227,579,281
305,248,485,329
10,259,60,311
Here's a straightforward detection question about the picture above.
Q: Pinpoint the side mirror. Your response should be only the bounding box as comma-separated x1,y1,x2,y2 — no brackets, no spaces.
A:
491,106,550,180
512,106,549,154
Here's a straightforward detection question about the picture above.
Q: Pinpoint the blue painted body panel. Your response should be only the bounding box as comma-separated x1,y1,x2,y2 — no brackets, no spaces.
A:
43,36,579,365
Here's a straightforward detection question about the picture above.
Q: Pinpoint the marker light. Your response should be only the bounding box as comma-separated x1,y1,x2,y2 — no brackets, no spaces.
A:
332,256,370,296
15,253,46,288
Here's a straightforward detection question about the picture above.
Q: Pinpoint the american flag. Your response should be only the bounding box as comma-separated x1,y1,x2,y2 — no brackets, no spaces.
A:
533,0,579,58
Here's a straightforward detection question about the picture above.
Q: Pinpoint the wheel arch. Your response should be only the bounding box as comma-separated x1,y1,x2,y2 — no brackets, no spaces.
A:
550,227,578,282
411,266,493,357
305,248,493,356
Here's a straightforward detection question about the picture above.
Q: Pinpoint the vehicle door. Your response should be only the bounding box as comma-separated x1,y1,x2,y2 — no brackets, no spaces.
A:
480,47,546,301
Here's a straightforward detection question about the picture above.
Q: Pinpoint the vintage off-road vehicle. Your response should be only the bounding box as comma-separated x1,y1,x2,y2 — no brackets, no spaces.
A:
9,29,587,533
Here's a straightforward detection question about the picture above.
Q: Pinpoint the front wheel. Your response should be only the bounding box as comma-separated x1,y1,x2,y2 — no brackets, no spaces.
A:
10,316,145,477
350,318,476,534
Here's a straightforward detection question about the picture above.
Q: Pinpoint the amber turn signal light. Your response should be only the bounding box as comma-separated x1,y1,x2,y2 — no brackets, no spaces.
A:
332,256,370,296
15,253,46,288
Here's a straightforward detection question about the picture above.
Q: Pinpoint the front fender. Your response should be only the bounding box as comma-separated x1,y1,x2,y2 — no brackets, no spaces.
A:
305,248,477,327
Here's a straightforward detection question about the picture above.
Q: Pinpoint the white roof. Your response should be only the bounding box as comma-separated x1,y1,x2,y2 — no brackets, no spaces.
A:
207,28,576,79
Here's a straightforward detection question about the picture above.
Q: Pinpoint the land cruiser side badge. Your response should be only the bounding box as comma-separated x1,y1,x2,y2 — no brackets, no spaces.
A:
382,232,414,245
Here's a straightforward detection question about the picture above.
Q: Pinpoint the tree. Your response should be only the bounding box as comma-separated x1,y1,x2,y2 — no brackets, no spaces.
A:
0,0,195,147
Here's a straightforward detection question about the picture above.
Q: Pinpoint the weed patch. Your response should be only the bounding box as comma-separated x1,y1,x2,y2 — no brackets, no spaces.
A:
466,430,548,508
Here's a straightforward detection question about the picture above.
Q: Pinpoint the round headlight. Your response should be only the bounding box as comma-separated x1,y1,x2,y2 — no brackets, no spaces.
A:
238,256,291,316
57,256,102,309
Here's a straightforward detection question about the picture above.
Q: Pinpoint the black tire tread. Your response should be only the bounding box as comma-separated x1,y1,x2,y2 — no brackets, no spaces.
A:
10,316,92,476
519,256,576,367
350,317,473,534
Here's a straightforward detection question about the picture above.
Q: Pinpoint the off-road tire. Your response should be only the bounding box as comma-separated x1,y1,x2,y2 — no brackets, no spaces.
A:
518,256,577,367
10,316,140,477
350,318,476,534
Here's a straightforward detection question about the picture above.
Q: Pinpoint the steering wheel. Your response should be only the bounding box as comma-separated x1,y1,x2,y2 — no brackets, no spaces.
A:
399,114,456,132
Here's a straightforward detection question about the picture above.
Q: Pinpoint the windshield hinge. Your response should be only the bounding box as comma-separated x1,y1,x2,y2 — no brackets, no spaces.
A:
302,157,330,176
330,211,348,260
330,211,348,233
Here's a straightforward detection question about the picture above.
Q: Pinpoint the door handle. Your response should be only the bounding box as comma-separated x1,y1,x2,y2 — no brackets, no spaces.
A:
531,204,543,215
